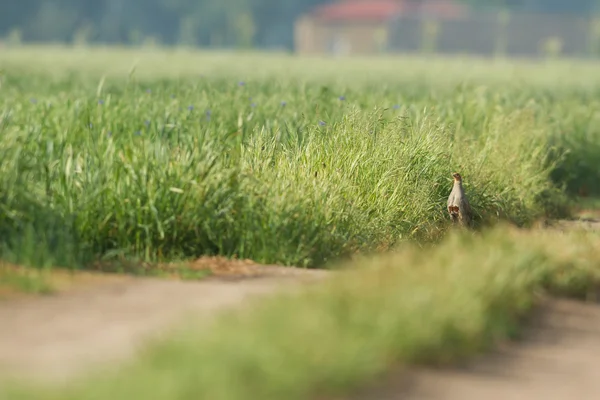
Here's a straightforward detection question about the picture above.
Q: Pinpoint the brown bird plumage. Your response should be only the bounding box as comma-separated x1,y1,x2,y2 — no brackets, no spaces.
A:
447,172,472,227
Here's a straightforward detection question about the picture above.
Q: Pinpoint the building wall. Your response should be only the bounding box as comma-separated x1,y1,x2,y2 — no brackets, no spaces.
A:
296,12,600,58
295,18,389,55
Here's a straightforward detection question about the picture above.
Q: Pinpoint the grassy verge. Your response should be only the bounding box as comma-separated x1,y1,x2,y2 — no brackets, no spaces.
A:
3,47,599,269
3,224,600,400
0,264,54,298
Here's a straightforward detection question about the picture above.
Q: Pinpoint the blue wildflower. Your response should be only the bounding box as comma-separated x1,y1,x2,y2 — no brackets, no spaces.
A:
393,104,400,110
281,101,287,107
318,121,326,127
107,131,113,138
188,105,194,111
30,98,37,104
135,131,141,136
339,96,346,101
98,100,104,105
251,103,257,108
144,120,150,126
238,81,246,86
206,110,212,121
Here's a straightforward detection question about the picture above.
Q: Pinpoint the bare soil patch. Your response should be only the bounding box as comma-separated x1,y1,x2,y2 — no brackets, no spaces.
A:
0,259,328,384
348,298,600,400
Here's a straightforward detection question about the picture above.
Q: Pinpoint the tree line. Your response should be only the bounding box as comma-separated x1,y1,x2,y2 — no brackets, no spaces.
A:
1,0,598,49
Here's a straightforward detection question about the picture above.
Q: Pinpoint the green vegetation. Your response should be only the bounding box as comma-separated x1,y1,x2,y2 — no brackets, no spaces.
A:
3,225,600,400
0,265,54,297
2,47,600,269
1,46,600,398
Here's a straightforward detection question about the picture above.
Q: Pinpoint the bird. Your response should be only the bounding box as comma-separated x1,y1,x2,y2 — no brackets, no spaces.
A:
447,172,472,227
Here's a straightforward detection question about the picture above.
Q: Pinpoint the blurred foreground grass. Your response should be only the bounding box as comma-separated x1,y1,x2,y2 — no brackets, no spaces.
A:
3,224,600,400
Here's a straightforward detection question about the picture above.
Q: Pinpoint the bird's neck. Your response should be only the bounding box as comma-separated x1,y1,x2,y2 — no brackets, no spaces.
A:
453,180,463,189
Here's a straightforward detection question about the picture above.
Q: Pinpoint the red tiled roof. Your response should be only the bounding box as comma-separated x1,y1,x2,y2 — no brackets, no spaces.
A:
312,0,467,22
313,0,402,22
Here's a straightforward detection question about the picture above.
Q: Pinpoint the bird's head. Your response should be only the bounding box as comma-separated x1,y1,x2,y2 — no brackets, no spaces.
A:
452,172,462,182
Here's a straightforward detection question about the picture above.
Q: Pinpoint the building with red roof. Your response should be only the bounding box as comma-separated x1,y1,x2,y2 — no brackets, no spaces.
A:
295,0,597,58
295,0,468,55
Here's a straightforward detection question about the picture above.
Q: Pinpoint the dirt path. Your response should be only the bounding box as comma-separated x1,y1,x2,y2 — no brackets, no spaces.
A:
1,213,599,396
0,264,328,384
350,213,600,400
351,298,600,400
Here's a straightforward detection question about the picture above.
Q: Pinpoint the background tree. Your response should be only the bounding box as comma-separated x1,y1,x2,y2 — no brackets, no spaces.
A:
0,0,598,48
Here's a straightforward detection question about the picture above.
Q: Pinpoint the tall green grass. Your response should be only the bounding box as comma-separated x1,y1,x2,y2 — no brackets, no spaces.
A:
4,225,600,400
0,47,598,268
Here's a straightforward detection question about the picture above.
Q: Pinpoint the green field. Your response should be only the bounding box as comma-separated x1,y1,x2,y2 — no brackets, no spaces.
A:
1,46,599,270
2,46,600,399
